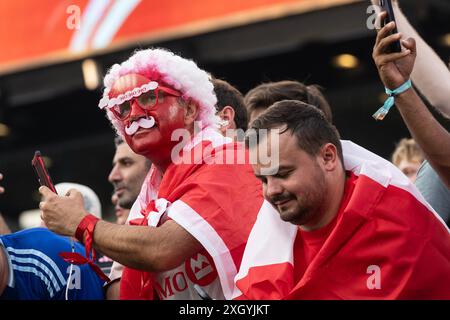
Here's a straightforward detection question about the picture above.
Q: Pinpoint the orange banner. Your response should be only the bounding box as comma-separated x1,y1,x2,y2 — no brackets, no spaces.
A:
0,0,357,73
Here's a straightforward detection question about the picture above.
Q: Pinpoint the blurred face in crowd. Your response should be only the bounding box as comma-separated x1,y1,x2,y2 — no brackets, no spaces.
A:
108,142,149,209
251,129,336,230
108,73,196,169
397,158,422,183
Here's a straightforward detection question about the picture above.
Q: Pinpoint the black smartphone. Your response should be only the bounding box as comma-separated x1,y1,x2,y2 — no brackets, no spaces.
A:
32,151,57,194
380,0,402,53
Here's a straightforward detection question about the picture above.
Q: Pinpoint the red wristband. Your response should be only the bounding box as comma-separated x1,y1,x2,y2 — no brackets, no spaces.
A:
75,214,99,244
61,214,110,283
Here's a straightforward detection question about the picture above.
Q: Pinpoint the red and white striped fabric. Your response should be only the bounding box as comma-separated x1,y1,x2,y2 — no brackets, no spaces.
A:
119,128,263,300
233,140,450,300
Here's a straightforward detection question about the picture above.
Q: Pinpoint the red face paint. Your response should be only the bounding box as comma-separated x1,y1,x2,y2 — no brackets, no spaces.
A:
108,73,186,169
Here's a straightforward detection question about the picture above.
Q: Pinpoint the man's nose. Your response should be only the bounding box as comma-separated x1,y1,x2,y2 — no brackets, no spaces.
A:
129,99,147,121
264,177,283,199
108,165,122,183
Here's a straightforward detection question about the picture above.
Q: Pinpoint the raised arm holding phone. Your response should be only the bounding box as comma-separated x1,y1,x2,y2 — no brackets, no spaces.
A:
372,8,450,189
372,0,450,117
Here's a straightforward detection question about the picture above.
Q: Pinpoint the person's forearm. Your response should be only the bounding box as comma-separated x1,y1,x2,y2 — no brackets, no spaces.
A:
395,88,450,187
393,3,450,117
0,214,11,235
91,221,168,272
90,220,188,273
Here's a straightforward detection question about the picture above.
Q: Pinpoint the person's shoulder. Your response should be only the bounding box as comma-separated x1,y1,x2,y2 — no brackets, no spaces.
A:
416,161,435,182
416,161,449,193
3,227,54,239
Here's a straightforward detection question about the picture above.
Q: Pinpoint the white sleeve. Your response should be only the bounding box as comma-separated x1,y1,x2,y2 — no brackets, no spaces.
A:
108,261,124,282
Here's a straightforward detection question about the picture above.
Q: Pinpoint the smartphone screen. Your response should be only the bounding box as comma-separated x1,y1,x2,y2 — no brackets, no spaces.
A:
32,151,57,194
380,0,402,53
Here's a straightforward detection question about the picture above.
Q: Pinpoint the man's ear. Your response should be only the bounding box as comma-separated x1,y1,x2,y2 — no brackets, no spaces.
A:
184,100,200,127
219,106,236,130
319,143,339,172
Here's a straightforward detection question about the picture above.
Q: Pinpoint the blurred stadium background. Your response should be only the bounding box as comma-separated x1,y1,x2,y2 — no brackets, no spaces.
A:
0,0,449,230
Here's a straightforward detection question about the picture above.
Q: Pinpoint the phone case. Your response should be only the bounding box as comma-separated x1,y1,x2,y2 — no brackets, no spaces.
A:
380,0,402,53
31,151,57,193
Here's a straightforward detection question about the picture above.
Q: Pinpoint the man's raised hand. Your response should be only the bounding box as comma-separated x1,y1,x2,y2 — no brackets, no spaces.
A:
372,13,416,90
39,186,87,236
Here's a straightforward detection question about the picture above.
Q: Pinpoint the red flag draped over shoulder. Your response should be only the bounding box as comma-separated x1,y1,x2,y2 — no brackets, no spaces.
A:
120,128,262,299
233,140,450,300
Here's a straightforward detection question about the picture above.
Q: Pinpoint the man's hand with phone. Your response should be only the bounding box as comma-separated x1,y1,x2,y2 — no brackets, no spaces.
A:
372,0,402,53
32,151,88,236
39,186,88,236
372,12,416,90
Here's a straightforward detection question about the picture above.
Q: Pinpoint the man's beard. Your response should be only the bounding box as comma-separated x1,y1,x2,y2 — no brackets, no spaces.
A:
280,199,319,226
271,170,327,226
118,195,134,209
294,181,327,227
114,184,136,209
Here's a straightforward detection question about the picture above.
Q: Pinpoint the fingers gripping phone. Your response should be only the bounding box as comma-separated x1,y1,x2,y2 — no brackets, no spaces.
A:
380,0,402,53
32,151,57,194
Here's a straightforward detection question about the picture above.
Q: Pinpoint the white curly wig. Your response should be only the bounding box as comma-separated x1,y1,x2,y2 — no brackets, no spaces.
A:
100,48,219,137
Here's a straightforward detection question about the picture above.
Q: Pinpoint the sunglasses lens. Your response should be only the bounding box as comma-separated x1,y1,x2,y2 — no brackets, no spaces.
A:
137,91,157,109
113,101,131,120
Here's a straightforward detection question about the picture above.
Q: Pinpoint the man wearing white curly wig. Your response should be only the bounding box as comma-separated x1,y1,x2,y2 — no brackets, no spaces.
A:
38,48,266,300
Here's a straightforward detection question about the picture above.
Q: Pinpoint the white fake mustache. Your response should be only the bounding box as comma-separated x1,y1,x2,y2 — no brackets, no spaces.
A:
125,117,156,136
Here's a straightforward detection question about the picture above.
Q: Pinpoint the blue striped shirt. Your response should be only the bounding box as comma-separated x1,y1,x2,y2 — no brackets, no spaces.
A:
0,228,105,300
